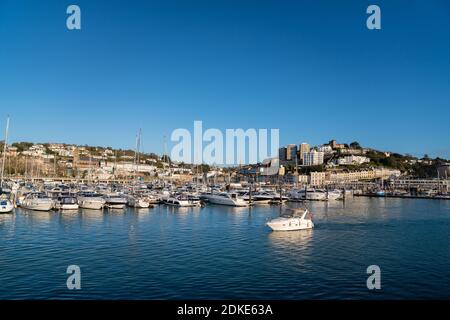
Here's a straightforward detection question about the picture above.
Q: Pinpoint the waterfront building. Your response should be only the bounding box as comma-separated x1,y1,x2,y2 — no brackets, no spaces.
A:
303,150,324,166
438,164,450,179
310,171,327,186
298,174,309,184
327,168,401,184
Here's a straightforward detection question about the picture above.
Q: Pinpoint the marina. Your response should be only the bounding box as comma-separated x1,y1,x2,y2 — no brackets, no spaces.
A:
1,196,450,299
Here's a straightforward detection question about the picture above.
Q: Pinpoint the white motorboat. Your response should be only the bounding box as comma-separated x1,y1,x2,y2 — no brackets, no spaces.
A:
145,193,162,204
0,198,14,214
305,189,327,201
163,195,195,207
21,193,54,211
249,190,288,204
326,189,343,201
53,195,79,211
266,208,314,231
103,193,127,209
77,192,106,210
127,195,150,208
289,188,327,201
201,192,248,207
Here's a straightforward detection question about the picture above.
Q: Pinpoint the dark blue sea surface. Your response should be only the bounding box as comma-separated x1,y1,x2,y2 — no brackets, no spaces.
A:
1,198,450,300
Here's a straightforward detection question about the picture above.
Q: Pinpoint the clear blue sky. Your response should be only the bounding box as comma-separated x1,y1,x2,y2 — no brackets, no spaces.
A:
0,0,449,159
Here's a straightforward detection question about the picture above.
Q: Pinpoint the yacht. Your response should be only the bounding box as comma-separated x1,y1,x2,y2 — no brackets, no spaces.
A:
127,195,151,208
186,194,203,206
0,198,14,214
53,195,79,211
163,194,195,207
266,208,314,231
254,190,287,204
145,192,162,204
21,193,54,211
77,192,106,210
325,189,343,201
201,192,248,207
103,193,128,209
289,188,327,201
163,197,191,207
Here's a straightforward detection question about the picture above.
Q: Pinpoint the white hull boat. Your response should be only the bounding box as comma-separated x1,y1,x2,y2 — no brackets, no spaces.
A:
53,196,79,211
289,188,327,201
78,193,106,210
103,193,127,209
128,196,150,208
326,190,343,201
0,199,14,214
22,193,54,211
201,192,248,207
163,198,192,207
266,208,314,231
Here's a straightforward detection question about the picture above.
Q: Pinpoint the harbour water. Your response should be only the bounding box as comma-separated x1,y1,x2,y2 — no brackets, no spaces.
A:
1,198,450,300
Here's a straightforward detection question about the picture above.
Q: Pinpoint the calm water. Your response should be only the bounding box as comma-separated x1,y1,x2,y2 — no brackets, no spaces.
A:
1,198,450,300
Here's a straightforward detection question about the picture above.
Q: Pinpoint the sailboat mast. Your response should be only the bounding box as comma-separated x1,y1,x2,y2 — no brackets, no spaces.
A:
137,129,141,178
163,135,168,177
1,116,10,189
134,132,138,178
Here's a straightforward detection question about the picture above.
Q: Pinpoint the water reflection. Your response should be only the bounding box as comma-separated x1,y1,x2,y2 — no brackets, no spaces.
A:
0,213,15,239
167,206,191,215
22,210,53,224
59,210,80,222
0,213,15,224
106,208,126,215
268,229,313,248
132,208,151,215
80,209,104,223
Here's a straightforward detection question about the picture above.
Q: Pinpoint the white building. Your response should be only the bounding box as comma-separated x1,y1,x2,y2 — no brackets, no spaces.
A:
101,162,156,174
22,144,46,157
336,155,370,165
317,145,333,154
310,172,327,186
302,151,324,166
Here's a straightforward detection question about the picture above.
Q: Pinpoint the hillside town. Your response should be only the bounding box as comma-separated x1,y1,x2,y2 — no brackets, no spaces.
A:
1,139,449,188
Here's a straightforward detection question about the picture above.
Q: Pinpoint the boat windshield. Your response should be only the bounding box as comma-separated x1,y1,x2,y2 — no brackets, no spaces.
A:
281,208,306,218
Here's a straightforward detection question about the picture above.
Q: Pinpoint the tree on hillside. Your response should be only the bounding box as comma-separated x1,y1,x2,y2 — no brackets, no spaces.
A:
350,141,361,149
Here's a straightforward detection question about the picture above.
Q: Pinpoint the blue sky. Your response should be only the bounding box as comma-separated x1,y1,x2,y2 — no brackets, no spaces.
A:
0,0,449,159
